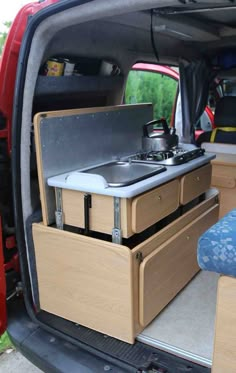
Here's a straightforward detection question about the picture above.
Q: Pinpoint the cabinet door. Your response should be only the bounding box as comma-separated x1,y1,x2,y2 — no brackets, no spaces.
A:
180,164,212,205
139,204,219,327
132,179,179,233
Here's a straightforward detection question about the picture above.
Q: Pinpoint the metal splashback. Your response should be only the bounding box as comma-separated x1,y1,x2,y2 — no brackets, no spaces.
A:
38,104,153,224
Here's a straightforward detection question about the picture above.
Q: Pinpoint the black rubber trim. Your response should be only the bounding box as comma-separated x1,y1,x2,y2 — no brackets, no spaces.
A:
7,299,130,373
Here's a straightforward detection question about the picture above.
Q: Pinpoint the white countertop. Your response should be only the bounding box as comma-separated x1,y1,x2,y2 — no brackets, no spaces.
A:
48,152,215,198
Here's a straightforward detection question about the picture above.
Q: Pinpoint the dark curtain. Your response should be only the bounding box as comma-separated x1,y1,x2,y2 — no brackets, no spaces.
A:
179,59,214,144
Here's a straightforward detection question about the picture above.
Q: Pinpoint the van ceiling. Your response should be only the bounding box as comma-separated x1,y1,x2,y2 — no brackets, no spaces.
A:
43,2,236,69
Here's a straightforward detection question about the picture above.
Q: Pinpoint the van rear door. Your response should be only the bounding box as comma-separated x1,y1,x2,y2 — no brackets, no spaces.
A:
0,216,7,334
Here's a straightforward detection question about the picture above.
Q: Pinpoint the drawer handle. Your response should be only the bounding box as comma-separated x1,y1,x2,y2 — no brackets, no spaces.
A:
196,176,200,181
157,195,162,201
186,235,190,240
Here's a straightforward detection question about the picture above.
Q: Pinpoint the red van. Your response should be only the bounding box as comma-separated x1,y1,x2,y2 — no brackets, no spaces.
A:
0,1,235,373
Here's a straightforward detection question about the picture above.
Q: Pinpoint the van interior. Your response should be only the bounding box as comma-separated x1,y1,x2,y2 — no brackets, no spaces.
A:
15,1,236,372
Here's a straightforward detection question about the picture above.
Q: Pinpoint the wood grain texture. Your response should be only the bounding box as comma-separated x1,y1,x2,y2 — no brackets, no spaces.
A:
33,223,134,343
211,161,236,219
180,164,212,205
62,189,133,237
212,276,236,373
132,179,180,233
211,174,235,189
211,153,236,165
139,204,219,327
131,188,219,334
34,117,49,225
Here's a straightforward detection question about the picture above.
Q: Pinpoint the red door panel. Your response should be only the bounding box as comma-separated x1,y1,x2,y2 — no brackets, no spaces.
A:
0,216,7,334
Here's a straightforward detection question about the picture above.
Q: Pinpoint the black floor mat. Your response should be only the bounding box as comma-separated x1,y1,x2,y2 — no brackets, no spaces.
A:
38,310,210,373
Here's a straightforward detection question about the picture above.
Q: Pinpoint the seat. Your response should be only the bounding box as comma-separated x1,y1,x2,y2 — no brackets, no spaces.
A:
197,210,236,373
196,96,236,147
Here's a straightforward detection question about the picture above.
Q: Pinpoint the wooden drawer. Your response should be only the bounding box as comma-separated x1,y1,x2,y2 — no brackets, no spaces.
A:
180,163,212,205
61,190,133,238
131,179,180,233
61,179,179,237
138,203,219,327
33,188,219,343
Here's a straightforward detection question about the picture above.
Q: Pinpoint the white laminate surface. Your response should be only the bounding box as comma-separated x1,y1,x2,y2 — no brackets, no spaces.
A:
47,153,215,198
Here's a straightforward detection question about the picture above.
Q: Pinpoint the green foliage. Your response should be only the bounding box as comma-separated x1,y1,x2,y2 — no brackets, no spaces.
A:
125,70,178,125
0,21,12,55
0,332,13,353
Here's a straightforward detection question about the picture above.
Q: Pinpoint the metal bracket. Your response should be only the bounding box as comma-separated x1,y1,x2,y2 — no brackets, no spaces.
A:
55,188,64,230
112,197,122,244
84,194,92,235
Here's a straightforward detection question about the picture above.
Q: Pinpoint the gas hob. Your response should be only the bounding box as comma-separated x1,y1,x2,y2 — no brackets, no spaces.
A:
128,147,205,166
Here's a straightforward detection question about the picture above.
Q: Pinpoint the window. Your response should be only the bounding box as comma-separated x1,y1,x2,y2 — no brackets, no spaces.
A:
125,67,178,125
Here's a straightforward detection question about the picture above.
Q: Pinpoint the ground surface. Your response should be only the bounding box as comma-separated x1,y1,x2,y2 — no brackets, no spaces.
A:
0,349,42,372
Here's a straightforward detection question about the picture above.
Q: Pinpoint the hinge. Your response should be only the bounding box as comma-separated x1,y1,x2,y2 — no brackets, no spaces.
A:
55,188,63,230
136,251,143,263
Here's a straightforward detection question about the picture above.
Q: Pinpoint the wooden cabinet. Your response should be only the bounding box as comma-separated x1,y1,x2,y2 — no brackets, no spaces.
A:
139,204,218,327
33,188,219,344
180,164,212,205
131,179,179,233
61,179,180,238
211,154,236,219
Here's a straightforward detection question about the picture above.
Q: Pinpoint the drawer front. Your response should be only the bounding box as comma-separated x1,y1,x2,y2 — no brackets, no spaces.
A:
139,204,219,327
180,163,212,205
132,179,180,233
61,190,132,238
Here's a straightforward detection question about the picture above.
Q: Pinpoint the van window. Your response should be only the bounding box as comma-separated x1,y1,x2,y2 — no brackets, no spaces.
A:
125,69,178,124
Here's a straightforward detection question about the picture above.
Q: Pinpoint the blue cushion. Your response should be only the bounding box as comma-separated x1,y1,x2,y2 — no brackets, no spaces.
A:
197,209,236,277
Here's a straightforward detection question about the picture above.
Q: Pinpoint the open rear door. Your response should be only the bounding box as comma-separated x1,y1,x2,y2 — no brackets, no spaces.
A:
0,216,7,334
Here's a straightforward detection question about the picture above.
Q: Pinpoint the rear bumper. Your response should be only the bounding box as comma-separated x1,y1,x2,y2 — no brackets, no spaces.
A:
7,299,129,373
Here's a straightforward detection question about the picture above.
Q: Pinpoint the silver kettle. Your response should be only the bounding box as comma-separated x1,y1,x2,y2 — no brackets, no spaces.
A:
142,118,179,152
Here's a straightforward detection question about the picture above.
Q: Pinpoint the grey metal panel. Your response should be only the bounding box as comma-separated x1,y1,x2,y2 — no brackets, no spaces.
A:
39,105,153,224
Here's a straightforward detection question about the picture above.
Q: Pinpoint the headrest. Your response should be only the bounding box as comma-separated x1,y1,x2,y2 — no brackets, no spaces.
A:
214,96,236,128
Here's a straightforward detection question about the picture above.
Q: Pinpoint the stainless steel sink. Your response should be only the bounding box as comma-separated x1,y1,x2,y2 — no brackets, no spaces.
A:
82,161,166,187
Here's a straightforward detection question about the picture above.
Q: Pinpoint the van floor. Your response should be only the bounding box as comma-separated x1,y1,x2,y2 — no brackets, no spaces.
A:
137,271,219,368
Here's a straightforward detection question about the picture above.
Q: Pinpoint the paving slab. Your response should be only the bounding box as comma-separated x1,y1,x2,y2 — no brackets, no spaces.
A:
0,349,42,372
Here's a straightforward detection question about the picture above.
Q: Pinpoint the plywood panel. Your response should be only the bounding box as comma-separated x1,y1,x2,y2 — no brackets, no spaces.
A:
139,204,219,327
62,189,133,237
132,179,179,233
211,162,236,219
180,164,212,205
33,223,134,343
212,276,236,373
131,188,219,334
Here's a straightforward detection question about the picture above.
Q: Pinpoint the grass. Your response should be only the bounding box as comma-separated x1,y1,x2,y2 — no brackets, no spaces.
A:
0,332,13,353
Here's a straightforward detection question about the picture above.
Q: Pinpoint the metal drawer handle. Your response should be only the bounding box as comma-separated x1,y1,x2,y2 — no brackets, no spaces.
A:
157,195,162,201
186,235,190,240
196,176,200,181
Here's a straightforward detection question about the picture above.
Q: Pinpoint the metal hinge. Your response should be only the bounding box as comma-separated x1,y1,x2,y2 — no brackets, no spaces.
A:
136,251,143,263
55,188,64,230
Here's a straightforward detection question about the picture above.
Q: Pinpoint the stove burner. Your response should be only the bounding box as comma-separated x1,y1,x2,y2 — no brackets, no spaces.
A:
147,150,174,161
129,147,205,166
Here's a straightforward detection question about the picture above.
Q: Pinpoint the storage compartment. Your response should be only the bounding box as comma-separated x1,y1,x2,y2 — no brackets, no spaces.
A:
139,204,219,327
180,163,212,205
33,188,219,344
61,190,133,237
61,179,179,237
33,223,134,343
131,179,180,233
211,154,236,218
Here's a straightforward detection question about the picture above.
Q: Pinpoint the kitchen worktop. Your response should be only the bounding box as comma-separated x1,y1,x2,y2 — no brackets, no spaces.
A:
48,152,215,198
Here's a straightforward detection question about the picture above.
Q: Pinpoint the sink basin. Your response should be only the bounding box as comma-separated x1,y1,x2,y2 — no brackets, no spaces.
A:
82,161,166,187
